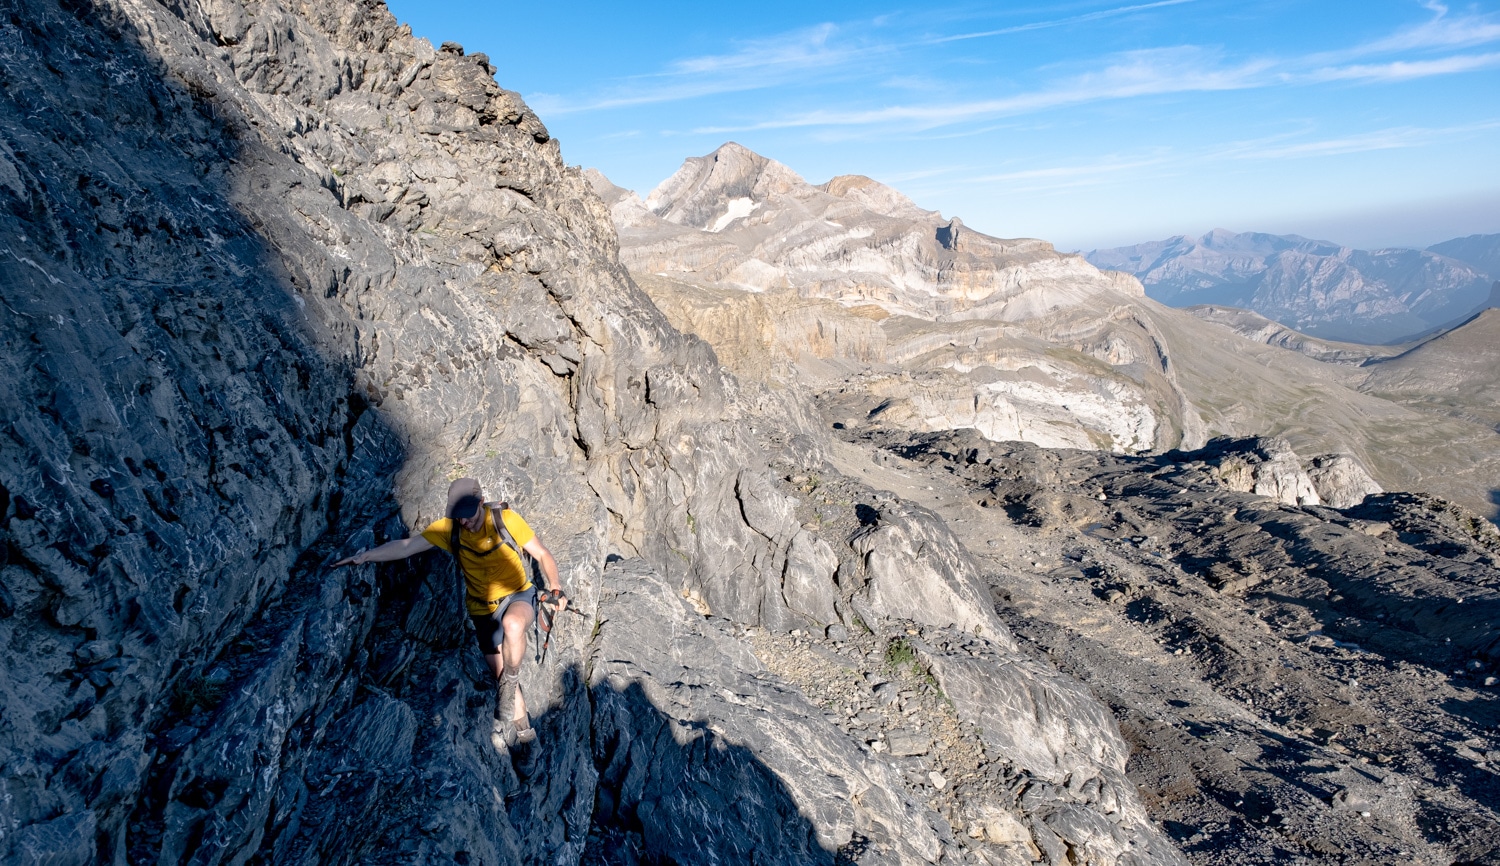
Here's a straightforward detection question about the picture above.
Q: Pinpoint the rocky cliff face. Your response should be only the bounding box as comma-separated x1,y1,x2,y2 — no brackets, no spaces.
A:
633,272,1193,455
1088,230,1494,344
0,2,1195,865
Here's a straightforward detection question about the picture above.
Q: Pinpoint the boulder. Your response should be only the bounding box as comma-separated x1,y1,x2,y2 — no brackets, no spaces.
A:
1199,437,1322,506
1304,453,1382,509
851,502,1011,646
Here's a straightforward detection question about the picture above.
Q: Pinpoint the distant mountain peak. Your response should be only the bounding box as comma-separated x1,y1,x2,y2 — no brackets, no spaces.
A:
1428,233,1500,281
818,173,932,221
593,147,1133,320
644,142,804,230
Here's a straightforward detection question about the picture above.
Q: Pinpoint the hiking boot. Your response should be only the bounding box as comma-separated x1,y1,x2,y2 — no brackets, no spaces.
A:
495,671,520,724
490,716,512,752
512,718,540,777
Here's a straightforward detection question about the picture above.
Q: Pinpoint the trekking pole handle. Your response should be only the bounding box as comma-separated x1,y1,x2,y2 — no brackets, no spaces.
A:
537,587,573,612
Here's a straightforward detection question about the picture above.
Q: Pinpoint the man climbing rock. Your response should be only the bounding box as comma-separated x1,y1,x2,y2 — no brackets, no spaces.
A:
335,478,567,757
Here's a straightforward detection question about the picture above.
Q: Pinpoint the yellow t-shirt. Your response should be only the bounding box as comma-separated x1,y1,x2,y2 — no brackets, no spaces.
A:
422,507,536,615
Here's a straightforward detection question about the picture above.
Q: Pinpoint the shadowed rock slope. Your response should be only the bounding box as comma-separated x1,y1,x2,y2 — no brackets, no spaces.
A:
0,1,1192,865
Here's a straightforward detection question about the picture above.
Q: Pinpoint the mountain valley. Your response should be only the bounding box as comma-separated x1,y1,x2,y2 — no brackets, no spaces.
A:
596,146,1500,524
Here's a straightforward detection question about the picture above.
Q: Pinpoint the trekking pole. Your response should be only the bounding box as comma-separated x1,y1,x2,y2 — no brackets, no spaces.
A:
534,590,580,666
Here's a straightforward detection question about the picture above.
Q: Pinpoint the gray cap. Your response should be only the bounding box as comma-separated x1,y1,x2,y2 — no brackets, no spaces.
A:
446,477,483,519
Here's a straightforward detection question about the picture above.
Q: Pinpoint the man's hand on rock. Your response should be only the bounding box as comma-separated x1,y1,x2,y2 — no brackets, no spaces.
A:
333,550,368,568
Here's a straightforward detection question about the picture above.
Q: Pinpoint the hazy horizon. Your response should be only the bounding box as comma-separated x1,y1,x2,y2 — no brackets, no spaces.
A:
387,0,1500,253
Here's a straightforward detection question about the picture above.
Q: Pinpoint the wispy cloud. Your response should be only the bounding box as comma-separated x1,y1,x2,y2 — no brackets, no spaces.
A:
1305,52,1500,82
1214,120,1500,160
1351,3,1500,54
531,24,877,115
693,48,1272,133
535,0,1500,130
658,23,853,75
926,0,1198,44
1300,2,1500,67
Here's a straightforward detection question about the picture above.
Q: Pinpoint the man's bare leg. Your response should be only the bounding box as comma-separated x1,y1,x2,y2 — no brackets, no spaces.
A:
498,602,534,724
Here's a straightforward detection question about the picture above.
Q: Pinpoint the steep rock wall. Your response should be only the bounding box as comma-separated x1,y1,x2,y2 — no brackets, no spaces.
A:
0,0,812,861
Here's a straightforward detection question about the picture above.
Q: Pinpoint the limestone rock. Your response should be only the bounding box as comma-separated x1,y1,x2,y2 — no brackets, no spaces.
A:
913,635,1186,865
1197,437,1323,506
851,502,1011,645
589,559,942,864
782,529,841,625
1304,453,1382,509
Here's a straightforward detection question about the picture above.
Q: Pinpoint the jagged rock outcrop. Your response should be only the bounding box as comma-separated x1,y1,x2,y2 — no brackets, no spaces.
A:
1088,230,1494,344
588,559,942,865
1195,437,1325,507
1181,438,1382,510
1303,453,1383,509
850,501,1008,642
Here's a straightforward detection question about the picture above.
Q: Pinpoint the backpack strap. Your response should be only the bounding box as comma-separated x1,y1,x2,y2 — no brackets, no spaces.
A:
493,502,544,588
493,501,521,555
493,501,550,663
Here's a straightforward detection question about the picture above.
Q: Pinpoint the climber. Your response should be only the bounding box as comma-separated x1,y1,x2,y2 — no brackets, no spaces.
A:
334,478,567,752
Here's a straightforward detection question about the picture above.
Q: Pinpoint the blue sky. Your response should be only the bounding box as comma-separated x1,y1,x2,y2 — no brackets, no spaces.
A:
385,1,1500,251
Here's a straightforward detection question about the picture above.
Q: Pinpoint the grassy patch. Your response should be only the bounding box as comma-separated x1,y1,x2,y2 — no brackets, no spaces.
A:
170,674,229,716
884,637,918,670
885,636,947,702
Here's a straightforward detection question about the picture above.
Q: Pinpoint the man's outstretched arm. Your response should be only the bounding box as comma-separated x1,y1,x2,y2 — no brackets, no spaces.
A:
334,535,435,567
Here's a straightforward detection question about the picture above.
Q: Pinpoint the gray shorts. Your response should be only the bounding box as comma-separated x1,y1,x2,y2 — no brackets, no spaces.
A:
469,587,537,655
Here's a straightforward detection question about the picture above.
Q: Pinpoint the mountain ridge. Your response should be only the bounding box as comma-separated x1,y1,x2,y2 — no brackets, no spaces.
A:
1087,229,1495,344
593,142,1143,323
